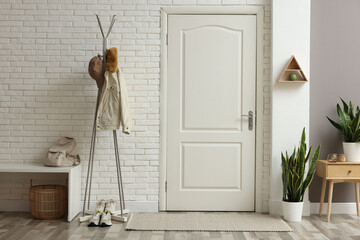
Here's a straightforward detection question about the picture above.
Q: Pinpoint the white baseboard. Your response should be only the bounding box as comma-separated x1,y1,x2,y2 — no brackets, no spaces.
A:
82,201,158,213
269,200,282,216
0,200,159,213
310,202,358,215
269,201,358,215
269,199,311,216
0,200,30,211
5,199,355,215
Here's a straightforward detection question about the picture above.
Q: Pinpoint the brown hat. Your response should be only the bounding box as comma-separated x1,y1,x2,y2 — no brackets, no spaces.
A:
88,55,104,89
106,48,118,73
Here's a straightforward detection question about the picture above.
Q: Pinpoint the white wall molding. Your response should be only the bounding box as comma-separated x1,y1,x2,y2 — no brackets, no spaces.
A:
311,202,359,215
161,6,263,15
83,201,158,213
12,199,360,216
159,8,168,213
0,200,158,213
269,200,311,216
0,200,31,212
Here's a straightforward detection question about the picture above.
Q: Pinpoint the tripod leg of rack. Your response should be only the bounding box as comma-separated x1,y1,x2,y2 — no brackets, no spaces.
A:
82,131,93,216
114,130,125,212
83,111,96,216
82,127,94,216
82,89,101,216
113,130,124,216
88,89,101,210
87,126,96,210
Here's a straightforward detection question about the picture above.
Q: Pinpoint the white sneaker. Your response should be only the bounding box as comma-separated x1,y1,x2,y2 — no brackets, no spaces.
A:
100,210,112,227
95,199,106,212
88,210,102,227
105,199,116,213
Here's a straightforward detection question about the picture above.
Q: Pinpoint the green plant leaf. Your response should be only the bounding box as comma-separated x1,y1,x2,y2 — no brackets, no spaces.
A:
281,152,289,201
281,128,321,202
349,101,355,119
350,112,360,141
300,128,306,147
327,117,342,131
329,99,360,142
338,104,352,141
296,129,306,190
338,104,347,123
300,145,321,199
353,129,360,142
341,98,350,119
305,146,312,165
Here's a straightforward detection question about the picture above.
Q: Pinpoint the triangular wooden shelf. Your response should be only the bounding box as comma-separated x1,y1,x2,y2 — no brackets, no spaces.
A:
277,55,308,83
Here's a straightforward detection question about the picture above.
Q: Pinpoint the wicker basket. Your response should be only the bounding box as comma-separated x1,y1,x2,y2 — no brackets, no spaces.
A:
29,179,67,220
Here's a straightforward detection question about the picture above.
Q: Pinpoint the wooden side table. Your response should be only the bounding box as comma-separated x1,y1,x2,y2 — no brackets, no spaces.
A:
316,160,360,221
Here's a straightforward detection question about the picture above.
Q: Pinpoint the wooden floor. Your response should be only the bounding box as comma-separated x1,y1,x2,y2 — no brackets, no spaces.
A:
1,212,360,240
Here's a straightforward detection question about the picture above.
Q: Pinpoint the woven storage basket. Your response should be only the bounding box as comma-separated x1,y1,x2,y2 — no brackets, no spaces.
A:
29,179,67,220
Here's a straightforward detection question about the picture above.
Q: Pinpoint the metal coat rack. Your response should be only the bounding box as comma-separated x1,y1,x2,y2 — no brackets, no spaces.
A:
80,15,129,223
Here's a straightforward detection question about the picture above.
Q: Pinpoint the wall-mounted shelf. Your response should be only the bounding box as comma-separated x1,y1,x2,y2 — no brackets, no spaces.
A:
277,55,308,83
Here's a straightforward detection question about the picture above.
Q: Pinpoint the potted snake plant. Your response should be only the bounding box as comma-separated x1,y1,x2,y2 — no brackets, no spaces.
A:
327,98,360,162
281,128,320,222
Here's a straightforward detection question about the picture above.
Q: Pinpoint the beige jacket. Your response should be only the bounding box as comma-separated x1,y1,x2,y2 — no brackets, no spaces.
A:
96,68,132,134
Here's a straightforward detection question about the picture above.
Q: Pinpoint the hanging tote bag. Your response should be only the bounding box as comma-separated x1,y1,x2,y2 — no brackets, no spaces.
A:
44,137,80,167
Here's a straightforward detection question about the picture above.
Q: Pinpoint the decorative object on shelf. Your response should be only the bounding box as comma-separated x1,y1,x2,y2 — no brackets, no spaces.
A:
281,128,321,222
29,179,67,220
339,154,346,162
327,98,360,162
327,153,338,162
289,73,297,81
277,55,308,83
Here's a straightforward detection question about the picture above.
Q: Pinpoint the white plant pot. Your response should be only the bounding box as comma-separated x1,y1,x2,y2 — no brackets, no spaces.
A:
343,142,360,162
282,201,303,222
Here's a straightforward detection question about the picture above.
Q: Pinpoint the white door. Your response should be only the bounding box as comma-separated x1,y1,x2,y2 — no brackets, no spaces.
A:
166,15,256,211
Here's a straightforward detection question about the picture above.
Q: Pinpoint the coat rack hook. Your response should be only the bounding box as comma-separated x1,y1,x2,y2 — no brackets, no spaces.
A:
106,15,117,38
96,14,105,38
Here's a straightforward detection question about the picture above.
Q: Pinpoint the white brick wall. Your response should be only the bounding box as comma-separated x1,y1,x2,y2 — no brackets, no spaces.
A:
0,0,271,212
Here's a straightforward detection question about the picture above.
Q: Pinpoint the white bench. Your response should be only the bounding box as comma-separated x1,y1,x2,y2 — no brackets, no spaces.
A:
0,162,81,222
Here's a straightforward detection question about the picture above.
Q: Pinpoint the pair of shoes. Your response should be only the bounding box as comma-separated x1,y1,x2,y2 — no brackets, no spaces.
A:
88,210,102,227
94,199,116,213
87,199,116,227
104,199,116,213
88,210,112,227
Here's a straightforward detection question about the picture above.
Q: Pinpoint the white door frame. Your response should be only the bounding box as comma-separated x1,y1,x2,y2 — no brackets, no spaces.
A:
159,6,264,212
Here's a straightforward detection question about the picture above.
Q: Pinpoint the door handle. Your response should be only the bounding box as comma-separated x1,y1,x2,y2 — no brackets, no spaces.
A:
242,111,254,131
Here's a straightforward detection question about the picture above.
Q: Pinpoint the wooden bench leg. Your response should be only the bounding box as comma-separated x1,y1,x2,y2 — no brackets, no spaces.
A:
319,178,327,217
327,180,334,222
355,183,360,216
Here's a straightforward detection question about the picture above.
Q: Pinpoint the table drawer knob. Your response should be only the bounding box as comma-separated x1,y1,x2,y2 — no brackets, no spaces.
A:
348,170,352,174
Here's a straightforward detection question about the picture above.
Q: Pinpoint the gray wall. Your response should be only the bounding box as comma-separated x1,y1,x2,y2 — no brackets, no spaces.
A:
310,0,360,202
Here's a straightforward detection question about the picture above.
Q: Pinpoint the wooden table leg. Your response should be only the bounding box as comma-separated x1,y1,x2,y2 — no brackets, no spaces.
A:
319,178,327,216
355,183,360,216
327,180,334,222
